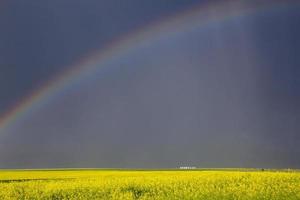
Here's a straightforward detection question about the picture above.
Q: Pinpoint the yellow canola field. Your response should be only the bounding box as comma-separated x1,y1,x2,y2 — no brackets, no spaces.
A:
0,170,299,200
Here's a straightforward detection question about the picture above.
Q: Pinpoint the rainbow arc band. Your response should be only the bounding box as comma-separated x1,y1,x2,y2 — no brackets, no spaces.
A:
0,0,295,132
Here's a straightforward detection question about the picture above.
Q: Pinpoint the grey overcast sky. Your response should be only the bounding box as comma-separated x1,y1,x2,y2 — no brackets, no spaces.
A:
0,0,300,169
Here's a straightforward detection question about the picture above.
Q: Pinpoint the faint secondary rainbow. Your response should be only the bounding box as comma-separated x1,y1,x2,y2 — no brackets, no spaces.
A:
0,0,296,132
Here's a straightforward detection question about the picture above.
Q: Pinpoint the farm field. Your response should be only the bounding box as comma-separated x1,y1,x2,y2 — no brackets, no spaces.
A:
0,169,299,200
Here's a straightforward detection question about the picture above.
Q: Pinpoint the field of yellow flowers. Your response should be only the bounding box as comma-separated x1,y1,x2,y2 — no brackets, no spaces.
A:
0,169,299,200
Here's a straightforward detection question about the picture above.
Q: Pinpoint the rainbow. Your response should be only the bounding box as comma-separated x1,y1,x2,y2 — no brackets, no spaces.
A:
0,0,296,132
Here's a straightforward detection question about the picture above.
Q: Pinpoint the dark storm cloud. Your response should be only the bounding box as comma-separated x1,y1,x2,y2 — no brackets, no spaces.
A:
0,1,300,169
252,6,300,166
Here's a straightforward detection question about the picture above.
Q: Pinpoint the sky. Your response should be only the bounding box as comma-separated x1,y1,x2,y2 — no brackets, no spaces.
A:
0,0,299,169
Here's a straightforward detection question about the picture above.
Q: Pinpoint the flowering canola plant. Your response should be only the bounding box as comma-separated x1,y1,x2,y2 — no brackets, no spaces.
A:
0,170,299,200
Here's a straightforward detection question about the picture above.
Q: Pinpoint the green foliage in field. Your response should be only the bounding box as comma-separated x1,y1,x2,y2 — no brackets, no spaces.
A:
0,170,299,200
